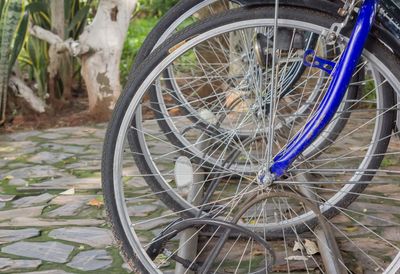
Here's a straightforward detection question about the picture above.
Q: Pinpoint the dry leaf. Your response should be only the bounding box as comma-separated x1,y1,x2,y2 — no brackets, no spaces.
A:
344,226,359,233
285,255,308,261
304,239,319,255
60,188,75,195
169,108,181,117
87,197,104,208
293,241,304,252
251,250,265,256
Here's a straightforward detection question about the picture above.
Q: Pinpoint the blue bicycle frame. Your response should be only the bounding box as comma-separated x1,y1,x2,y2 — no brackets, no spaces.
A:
261,0,379,182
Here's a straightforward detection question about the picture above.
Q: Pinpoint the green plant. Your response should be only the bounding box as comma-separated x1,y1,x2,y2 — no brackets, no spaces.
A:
0,0,29,124
120,16,159,84
136,0,179,17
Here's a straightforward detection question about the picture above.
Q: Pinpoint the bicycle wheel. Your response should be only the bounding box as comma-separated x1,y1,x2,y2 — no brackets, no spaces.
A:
130,0,347,169
103,6,399,273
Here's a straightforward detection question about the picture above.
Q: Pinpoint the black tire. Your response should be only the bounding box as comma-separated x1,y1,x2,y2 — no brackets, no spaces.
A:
131,0,342,73
103,6,397,272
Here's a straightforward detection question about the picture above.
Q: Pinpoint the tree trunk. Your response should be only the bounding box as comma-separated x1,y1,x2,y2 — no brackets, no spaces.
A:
49,0,73,102
79,0,136,119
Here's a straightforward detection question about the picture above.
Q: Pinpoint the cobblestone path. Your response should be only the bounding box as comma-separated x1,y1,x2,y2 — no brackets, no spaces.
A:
1,124,400,273
0,125,131,273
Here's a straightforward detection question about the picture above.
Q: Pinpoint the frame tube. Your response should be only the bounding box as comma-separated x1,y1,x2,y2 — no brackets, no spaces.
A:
269,0,379,177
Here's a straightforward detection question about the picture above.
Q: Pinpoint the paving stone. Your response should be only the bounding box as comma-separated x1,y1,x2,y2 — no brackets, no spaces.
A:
6,166,65,179
46,203,84,217
122,262,133,272
46,195,95,217
6,163,32,170
9,178,29,186
0,159,6,168
1,141,38,157
349,202,400,215
40,143,86,154
0,202,4,209
28,152,74,164
2,241,74,263
50,195,95,205
0,194,15,202
0,217,104,227
0,206,44,222
67,249,112,271
12,193,54,208
65,160,101,171
92,129,106,139
39,133,67,140
21,270,73,274
25,177,101,190
125,177,148,188
134,217,174,230
49,227,114,248
7,131,41,141
0,145,14,154
0,258,41,272
127,204,158,217
46,126,96,136
55,138,100,146
0,228,40,244
357,213,395,227
382,227,400,242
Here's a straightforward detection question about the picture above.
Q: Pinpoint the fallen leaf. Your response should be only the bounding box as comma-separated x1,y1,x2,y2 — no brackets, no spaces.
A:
293,241,304,252
87,197,104,208
285,255,308,261
344,226,359,233
251,249,265,256
154,254,170,267
60,188,75,195
169,108,181,117
304,239,319,255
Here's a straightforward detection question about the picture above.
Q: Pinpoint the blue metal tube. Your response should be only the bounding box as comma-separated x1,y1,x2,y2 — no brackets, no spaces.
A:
269,0,378,177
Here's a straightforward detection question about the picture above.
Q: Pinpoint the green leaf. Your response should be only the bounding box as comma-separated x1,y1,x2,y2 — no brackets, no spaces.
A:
0,0,5,17
8,11,29,74
0,0,23,121
64,0,72,21
67,5,90,33
26,2,51,28
17,55,32,66
25,2,47,14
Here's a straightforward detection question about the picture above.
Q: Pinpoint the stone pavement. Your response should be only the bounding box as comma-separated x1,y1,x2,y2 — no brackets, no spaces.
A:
1,124,400,273
0,125,131,273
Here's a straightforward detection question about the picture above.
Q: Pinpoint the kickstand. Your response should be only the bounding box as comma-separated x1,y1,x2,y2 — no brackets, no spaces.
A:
297,174,347,274
174,134,207,274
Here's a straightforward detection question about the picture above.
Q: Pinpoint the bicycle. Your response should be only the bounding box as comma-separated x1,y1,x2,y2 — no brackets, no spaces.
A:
103,0,400,272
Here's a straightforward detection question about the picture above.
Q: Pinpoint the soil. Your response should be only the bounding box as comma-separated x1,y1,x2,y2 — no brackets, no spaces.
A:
0,97,110,134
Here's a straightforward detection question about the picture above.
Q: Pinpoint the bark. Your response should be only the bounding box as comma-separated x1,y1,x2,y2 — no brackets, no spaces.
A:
9,76,46,113
50,0,65,39
49,0,73,102
79,0,136,118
